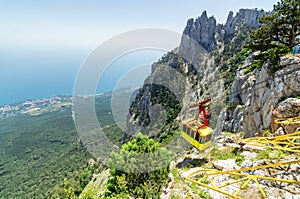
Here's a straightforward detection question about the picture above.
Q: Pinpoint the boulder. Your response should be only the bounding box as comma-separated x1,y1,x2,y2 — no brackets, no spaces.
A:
241,151,258,160
272,98,300,133
274,127,285,136
213,159,239,170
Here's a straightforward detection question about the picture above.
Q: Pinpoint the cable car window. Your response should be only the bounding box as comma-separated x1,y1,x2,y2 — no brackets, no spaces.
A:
191,130,195,139
195,133,199,142
200,136,206,143
188,127,191,137
206,133,212,141
183,125,187,133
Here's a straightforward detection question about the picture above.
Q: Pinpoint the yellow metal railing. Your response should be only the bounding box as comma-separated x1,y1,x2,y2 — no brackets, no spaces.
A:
184,160,300,199
183,115,300,198
274,115,300,124
243,116,300,153
243,131,300,153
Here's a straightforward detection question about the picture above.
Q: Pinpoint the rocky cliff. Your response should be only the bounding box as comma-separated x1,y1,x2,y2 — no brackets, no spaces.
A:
218,56,300,137
125,8,299,140
224,9,264,36
183,11,217,52
182,9,264,52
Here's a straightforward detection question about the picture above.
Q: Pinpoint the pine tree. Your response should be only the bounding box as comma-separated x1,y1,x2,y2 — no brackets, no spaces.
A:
247,0,300,72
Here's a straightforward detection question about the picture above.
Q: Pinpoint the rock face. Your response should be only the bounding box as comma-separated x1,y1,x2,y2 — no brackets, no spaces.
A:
182,9,265,52
126,8,299,140
224,9,265,36
220,56,300,137
272,97,300,133
273,98,300,118
124,52,197,141
183,11,217,52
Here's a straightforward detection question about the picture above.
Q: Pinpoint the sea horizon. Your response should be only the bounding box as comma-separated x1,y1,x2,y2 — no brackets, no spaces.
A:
0,49,164,106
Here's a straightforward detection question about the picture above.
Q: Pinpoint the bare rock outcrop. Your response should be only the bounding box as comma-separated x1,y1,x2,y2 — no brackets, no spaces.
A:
219,56,300,137
126,8,271,140
182,9,265,52
224,9,265,36
183,11,217,52
272,98,300,133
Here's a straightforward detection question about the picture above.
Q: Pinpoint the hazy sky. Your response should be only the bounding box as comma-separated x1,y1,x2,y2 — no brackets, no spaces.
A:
0,0,277,105
1,0,277,53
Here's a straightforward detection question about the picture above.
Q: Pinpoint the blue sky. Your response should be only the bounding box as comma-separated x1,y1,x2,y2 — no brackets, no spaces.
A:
0,0,277,105
1,0,276,52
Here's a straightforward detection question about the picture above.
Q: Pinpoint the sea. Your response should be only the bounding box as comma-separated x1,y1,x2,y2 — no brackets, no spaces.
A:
0,48,164,106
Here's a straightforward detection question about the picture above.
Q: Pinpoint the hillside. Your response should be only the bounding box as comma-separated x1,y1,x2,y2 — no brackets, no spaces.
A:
0,93,124,198
0,103,88,198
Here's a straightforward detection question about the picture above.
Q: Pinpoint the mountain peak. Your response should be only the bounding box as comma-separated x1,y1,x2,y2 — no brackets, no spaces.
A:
182,9,266,52
182,11,217,51
224,8,265,36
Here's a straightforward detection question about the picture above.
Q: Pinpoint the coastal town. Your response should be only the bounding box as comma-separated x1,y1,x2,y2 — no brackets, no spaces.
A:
0,95,72,119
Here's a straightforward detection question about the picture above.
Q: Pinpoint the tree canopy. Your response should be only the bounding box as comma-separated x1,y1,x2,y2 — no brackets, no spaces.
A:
247,0,300,72
105,133,171,199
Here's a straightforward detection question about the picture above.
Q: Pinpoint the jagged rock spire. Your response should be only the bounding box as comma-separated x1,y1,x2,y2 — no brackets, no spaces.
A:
182,9,265,52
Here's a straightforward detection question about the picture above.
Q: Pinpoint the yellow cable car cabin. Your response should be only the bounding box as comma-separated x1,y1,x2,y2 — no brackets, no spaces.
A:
181,99,213,150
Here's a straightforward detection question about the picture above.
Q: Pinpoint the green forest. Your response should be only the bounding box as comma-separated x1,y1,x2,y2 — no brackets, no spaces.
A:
0,94,122,198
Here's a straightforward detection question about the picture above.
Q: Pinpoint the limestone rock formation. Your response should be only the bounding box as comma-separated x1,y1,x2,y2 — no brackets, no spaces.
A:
272,97,300,133
182,9,265,52
183,11,217,52
273,98,300,118
224,9,265,36
220,56,300,137
126,8,297,140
